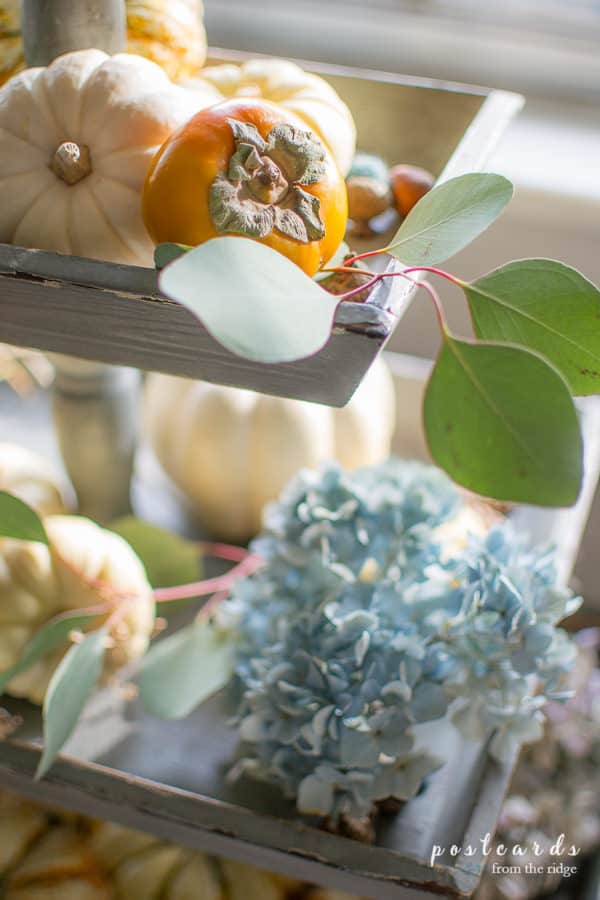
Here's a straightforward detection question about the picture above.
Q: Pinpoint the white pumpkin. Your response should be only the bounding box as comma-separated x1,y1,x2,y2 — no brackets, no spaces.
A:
144,357,396,542
190,57,357,175
90,821,298,899
0,49,221,265
0,443,71,516
0,515,154,703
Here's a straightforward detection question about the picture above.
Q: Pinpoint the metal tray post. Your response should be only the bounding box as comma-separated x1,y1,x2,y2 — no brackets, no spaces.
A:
20,0,138,522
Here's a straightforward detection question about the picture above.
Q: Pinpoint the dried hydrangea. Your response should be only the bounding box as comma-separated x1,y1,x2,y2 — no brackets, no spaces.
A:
226,461,581,824
477,630,600,900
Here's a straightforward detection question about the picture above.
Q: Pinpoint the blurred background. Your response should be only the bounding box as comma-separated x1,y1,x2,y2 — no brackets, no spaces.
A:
206,0,600,606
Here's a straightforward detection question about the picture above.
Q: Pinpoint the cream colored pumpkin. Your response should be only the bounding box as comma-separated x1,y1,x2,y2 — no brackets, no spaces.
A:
0,49,221,265
0,443,71,516
91,821,300,899
0,790,362,900
0,792,111,900
0,0,207,87
144,357,396,542
190,57,356,175
126,0,207,81
0,515,154,703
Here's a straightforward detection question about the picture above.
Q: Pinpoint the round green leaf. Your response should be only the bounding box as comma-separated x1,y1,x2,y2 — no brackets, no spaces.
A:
388,173,513,266
465,259,600,396
0,491,48,544
139,619,234,720
0,610,101,697
37,628,107,779
423,336,583,506
109,517,201,589
159,237,340,363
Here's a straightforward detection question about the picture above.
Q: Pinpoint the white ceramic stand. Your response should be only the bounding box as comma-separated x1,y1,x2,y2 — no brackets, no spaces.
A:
21,0,137,522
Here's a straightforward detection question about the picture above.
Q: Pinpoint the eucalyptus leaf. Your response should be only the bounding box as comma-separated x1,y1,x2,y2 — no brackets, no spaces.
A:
0,491,48,544
423,336,583,506
0,610,101,697
464,259,600,395
159,237,340,363
154,242,192,269
37,627,107,779
139,619,234,720
109,517,201,589
388,173,513,266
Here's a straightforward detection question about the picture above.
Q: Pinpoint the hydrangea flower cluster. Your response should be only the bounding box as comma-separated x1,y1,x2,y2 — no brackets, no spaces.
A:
225,461,581,824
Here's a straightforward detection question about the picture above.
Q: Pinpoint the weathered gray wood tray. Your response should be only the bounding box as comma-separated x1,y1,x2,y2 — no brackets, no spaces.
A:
0,355,598,899
0,53,522,406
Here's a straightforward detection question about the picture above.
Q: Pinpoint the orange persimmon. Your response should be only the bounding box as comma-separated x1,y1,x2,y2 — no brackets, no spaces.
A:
142,98,348,276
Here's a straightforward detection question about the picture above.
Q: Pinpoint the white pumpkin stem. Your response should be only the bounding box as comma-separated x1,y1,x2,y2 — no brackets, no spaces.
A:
50,141,92,186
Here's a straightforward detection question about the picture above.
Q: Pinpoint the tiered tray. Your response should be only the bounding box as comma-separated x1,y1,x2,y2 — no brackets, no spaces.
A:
0,52,522,406
1,355,599,899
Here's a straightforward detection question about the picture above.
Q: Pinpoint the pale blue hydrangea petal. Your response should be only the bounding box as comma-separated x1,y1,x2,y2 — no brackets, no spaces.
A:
227,461,580,822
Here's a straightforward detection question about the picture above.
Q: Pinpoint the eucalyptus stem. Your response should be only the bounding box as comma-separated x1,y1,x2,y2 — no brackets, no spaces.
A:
402,265,464,287
343,247,389,267
319,265,374,278
337,267,448,331
153,550,261,603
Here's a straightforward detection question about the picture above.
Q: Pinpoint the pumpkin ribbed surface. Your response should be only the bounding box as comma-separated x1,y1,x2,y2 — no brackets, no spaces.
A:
0,515,154,704
0,49,219,264
0,791,361,898
189,57,357,175
144,356,396,542
0,443,70,517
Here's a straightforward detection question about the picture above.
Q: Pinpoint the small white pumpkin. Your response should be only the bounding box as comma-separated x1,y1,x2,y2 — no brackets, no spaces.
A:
144,357,396,542
0,515,154,704
190,57,357,175
0,49,221,265
0,443,70,516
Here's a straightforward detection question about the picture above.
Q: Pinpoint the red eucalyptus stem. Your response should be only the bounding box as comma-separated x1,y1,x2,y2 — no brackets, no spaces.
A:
338,268,448,330
344,247,387,267
402,265,464,287
339,274,383,301
197,588,231,621
153,549,261,603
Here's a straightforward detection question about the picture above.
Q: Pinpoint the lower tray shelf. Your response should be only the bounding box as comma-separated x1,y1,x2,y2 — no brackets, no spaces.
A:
1,355,599,899
0,693,511,900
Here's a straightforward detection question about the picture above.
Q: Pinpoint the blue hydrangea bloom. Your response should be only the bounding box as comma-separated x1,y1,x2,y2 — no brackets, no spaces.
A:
226,461,581,822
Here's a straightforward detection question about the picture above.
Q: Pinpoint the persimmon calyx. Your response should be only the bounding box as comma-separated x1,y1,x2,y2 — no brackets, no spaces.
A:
209,119,327,243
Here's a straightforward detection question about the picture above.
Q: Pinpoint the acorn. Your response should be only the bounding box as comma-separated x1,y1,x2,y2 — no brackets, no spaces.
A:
346,175,393,228
390,164,435,217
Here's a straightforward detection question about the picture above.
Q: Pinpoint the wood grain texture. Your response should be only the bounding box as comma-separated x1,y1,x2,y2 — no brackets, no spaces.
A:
0,246,403,407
